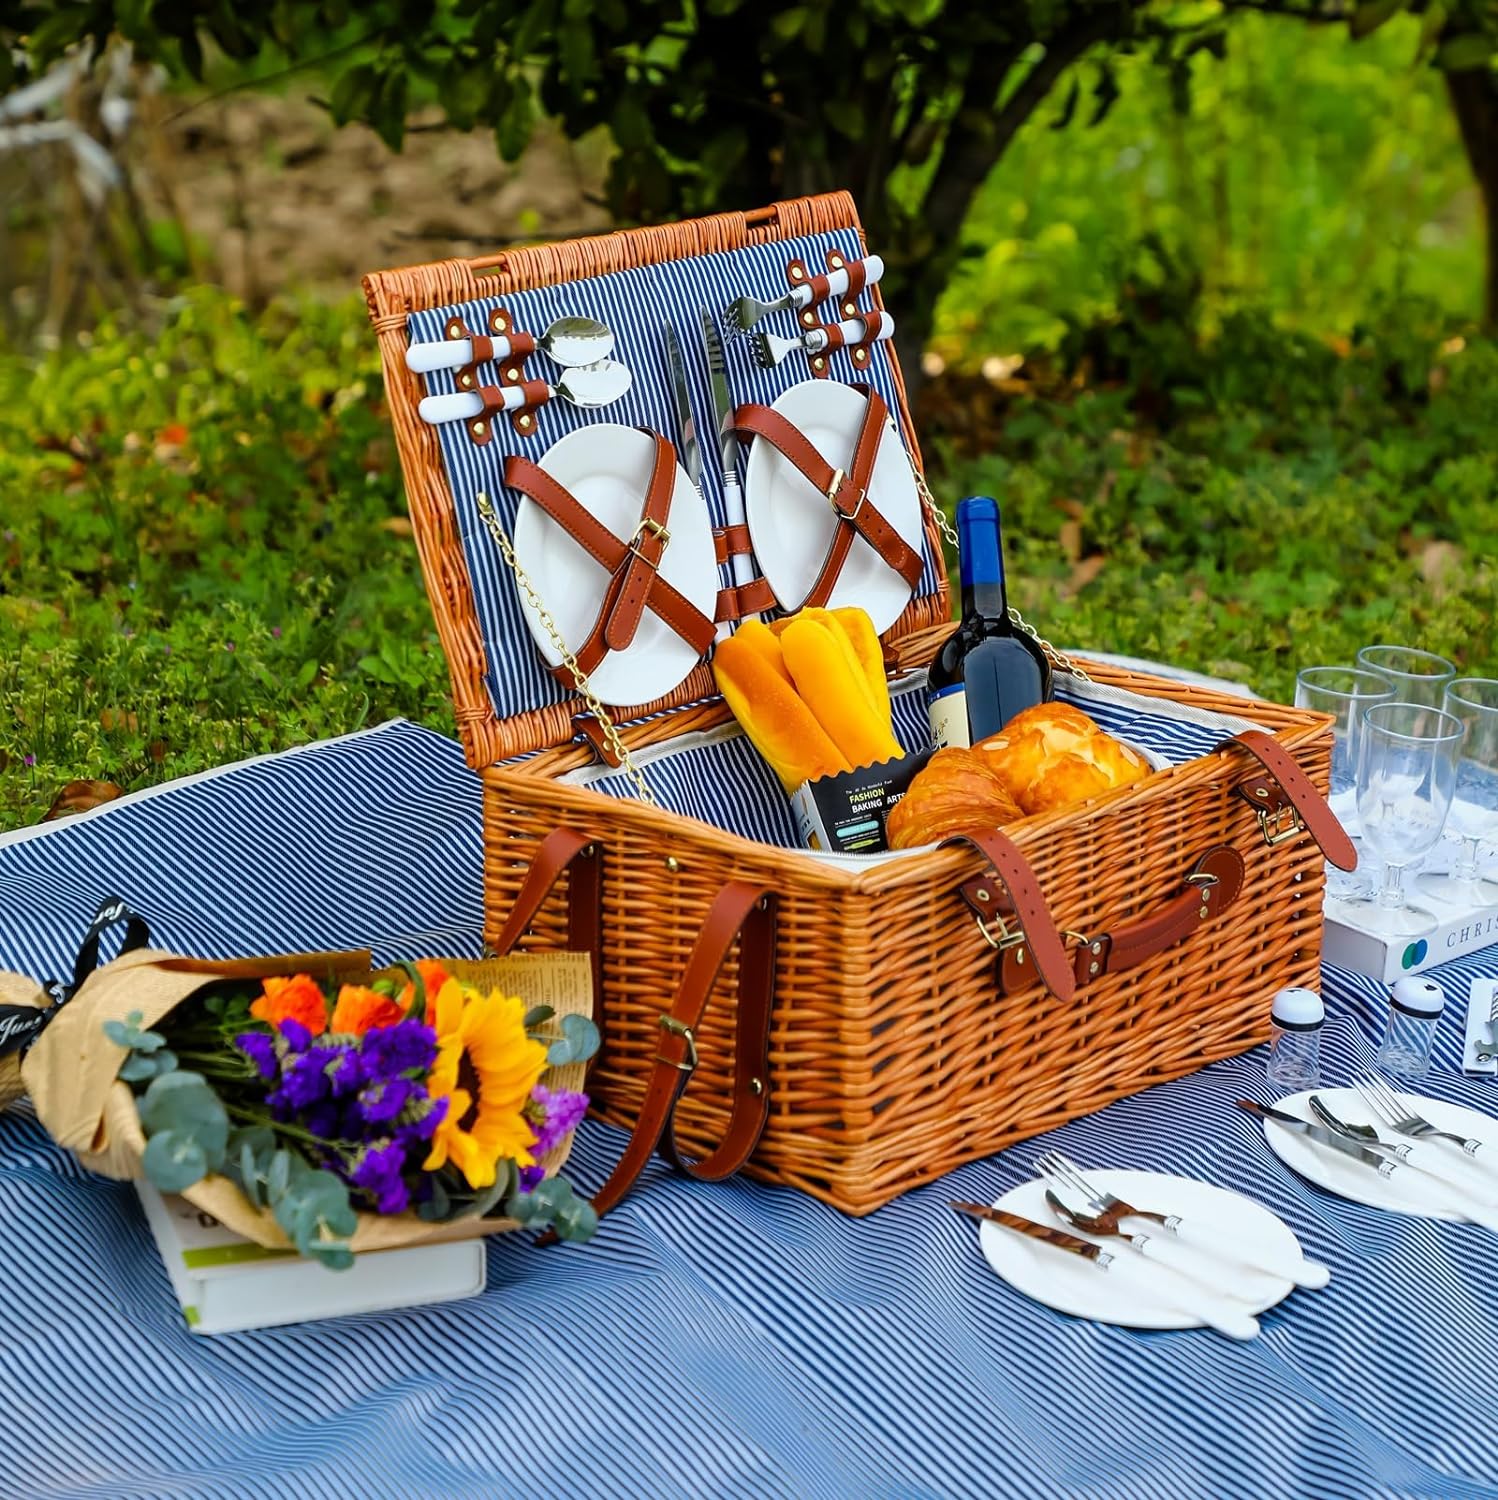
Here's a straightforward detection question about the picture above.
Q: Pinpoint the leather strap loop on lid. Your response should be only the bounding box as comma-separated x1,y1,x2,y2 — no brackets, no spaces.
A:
1223,730,1357,870
504,440,715,680
944,829,1075,1001
732,386,922,610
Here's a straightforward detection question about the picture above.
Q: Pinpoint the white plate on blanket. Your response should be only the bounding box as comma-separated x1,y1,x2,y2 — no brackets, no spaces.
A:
975,1170,1300,1330
1263,1089,1498,1221
742,380,923,633
512,424,717,707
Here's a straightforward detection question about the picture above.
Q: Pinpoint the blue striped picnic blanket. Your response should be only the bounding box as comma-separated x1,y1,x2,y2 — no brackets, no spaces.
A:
3,719,1496,1500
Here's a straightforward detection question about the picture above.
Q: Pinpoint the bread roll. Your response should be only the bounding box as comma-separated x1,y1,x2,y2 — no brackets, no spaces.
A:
974,703,1149,816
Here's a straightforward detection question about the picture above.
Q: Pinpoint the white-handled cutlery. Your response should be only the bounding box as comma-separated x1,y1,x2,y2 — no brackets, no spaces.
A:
405,314,613,375
417,359,632,426
752,313,896,371
725,254,886,334
700,307,756,599
1036,1149,1330,1290
951,1201,1261,1340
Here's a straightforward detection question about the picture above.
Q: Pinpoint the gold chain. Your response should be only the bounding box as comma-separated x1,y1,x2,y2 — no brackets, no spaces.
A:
474,492,661,808
911,461,1091,683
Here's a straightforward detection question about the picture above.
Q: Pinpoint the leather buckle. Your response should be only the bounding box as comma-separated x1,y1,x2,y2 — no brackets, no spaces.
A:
1184,872,1219,890
974,912,1024,952
1255,804,1306,848
629,516,671,564
825,468,866,521
656,1015,698,1074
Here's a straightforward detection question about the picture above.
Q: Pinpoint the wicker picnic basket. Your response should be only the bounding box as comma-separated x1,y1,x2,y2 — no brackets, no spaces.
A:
362,193,1353,1217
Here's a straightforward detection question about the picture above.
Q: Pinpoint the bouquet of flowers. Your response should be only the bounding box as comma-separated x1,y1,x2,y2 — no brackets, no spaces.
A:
3,940,599,1269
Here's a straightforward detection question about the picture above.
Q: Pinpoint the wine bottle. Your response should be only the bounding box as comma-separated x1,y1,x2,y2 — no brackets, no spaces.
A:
927,496,1052,749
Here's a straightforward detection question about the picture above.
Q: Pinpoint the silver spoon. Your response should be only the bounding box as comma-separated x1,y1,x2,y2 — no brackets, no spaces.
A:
418,357,632,425
405,314,614,374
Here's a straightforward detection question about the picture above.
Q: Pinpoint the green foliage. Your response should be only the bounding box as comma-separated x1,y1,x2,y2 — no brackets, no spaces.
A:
545,1013,600,1068
0,289,452,828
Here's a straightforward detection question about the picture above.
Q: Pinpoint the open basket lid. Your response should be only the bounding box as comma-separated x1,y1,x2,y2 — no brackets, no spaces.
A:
363,193,951,767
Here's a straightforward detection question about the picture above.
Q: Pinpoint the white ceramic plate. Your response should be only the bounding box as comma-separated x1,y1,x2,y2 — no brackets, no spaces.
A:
742,380,923,632
512,424,718,707
976,1170,1299,1330
1263,1088,1498,1220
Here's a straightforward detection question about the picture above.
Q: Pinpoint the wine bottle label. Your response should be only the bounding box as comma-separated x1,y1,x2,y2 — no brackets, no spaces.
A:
928,686,970,750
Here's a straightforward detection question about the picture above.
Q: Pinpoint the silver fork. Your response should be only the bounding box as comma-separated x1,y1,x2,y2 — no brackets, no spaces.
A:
1356,1069,1486,1157
1035,1149,1329,1289
724,253,886,334
751,313,897,370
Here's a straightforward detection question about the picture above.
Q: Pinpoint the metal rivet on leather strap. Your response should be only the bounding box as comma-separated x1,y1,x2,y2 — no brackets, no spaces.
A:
789,265,804,281
1016,948,1025,965
447,319,463,338
582,845,596,858
843,301,856,317
1092,941,1102,954
471,420,486,437
812,356,826,371
801,310,815,327
459,372,473,388
829,252,844,268
1199,906,1210,919
1255,786,1269,798
1089,961,1099,975
974,888,990,903
490,310,508,332
518,414,533,430
750,1077,764,1096
854,348,868,365
506,367,520,381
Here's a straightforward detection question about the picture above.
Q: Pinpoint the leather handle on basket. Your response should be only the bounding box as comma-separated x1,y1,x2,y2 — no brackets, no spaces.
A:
1223,729,1357,871
1048,846,1245,995
944,830,1076,1002
587,882,777,1219
491,828,603,1024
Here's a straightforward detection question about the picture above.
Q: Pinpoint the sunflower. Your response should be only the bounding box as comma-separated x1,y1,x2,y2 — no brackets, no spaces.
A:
423,980,548,1189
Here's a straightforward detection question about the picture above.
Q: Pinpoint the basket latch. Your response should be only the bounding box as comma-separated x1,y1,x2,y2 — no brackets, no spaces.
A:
1255,802,1307,848
657,1015,699,1074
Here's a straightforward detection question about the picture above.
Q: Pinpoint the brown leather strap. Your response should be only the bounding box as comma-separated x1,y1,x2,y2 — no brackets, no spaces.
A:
1056,846,1244,993
481,379,550,414
490,828,603,1038
818,310,887,353
1223,729,1358,870
805,258,868,307
945,830,1075,1001
713,524,754,565
732,387,922,608
589,883,777,1217
504,448,716,679
715,576,778,623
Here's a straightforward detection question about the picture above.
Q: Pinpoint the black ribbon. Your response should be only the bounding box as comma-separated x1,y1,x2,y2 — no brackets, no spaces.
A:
0,896,151,1059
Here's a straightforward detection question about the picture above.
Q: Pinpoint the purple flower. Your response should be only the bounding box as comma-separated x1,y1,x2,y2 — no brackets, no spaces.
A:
518,1164,545,1193
269,1044,342,1112
23,754,36,768
277,1018,313,1054
326,1048,362,1097
350,1141,410,1214
356,1076,415,1127
394,1095,447,1148
303,1101,342,1141
530,1086,589,1156
235,1030,277,1082
225,641,235,653
271,626,282,638
361,1019,436,1078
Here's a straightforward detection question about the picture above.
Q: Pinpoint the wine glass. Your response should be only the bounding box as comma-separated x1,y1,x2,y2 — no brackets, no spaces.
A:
1417,678,1498,908
1294,666,1394,899
1355,645,1456,710
1347,702,1465,935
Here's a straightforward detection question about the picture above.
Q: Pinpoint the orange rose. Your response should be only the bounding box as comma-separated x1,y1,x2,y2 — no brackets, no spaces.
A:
249,974,329,1035
330,983,405,1036
399,960,452,1020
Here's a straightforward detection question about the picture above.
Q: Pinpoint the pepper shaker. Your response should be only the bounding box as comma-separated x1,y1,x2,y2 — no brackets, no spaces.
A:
1377,977,1444,1082
1267,987,1323,1092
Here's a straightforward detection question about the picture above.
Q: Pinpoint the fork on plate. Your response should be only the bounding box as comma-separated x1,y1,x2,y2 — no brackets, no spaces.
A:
1355,1069,1487,1157
1035,1149,1330,1289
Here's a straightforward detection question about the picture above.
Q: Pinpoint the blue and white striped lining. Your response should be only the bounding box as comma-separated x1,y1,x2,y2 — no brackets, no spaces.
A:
407,227,939,727
568,674,1262,851
4,720,1498,1500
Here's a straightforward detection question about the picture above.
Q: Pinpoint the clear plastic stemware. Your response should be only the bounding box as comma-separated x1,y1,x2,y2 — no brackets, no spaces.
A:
1355,645,1456,710
1293,667,1394,900
1417,678,1498,909
1348,702,1466,936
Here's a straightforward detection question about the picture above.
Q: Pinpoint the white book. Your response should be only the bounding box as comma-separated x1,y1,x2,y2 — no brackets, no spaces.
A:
136,1180,486,1334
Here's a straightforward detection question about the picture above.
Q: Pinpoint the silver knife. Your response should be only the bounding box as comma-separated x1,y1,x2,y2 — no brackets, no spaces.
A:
1240,1099,1498,1231
950,1201,1259,1338
664,325,700,491
700,307,757,596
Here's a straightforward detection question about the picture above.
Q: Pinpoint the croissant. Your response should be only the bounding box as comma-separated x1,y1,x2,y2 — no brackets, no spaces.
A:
975,702,1149,816
885,748,1024,850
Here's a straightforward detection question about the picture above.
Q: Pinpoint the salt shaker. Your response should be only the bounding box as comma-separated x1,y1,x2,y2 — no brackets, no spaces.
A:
1267,987,1323,1092
1377,977,1444,1082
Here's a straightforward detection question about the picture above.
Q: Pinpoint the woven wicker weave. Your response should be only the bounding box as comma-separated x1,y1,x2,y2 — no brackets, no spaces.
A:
365,195,1334,1215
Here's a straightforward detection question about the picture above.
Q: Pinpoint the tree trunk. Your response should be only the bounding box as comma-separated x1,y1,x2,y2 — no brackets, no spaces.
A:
1446,66,1498,330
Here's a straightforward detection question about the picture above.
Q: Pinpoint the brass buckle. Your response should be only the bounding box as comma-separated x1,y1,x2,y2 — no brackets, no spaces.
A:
974,912,1025,952
656,1015,698,1074
629,516,671,563
826,467,866,521
1184,872,1220,890
1255,805,1306,848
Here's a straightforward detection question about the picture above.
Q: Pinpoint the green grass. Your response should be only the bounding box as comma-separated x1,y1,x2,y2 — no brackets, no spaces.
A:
3,285,1495,829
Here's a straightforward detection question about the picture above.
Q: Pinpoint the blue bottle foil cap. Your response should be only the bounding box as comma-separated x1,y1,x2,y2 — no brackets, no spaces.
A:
1271,987,1324,1031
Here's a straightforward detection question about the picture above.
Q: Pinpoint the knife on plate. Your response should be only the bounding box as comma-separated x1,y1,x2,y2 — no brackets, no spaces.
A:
1240,1099,1498,1232
950,1201,1260,1339
700,307,757,597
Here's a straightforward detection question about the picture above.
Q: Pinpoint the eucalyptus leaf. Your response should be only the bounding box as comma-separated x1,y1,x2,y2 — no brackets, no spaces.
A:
118,1053,162,1082
142,1130,209,1193
555,1196,599,1243
102,1019,136,1048
268,1149,291,1201
522,1004,556,1030
137,1072,229,1166
546,1012,600,1066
